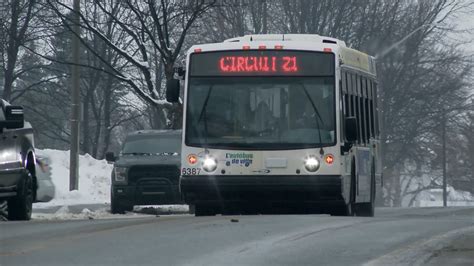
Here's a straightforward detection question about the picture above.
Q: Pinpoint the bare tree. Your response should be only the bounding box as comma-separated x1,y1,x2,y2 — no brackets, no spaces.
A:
1,0,38,101
46,0,215,130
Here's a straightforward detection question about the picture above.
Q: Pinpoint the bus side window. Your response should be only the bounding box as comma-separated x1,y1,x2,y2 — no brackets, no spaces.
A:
344,73,350,117
368,79,375,138
374,82,380,136
341,71,348,142
355,75,362,144
363,77,368,144
350,73,358,142
359,76,366,144
348,72,354,117
364,78,370,142
351,73,357,118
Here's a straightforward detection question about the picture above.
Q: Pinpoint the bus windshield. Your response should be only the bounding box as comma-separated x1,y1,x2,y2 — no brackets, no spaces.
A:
186,76,335,149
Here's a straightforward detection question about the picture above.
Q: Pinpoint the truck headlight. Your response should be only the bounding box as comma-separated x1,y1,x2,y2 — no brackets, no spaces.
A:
114,167,128,183
304,156,320,172
202,156,217,172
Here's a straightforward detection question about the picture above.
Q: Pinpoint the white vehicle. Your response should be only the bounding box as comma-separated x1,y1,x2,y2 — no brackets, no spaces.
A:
167,34,382,216
35,154,55,202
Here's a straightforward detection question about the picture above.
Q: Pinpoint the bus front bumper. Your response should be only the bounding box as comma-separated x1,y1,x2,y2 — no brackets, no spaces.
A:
180,175,344,205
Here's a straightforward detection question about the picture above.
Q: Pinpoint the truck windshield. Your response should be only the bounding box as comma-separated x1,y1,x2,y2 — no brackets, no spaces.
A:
185,77,335,150
122,135,181,154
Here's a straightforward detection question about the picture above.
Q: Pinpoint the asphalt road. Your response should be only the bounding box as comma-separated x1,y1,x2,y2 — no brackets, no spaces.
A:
1,207,473,266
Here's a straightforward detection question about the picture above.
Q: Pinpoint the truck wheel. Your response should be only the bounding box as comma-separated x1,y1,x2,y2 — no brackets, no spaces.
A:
195,204,216,217
111,198,124,214
8,171,34,221
111,196,132,214
188,204,196,214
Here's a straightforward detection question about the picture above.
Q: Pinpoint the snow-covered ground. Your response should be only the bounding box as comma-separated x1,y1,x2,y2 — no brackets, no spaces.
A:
416,188,474,207
31,205,189,220
32,206,135,220
34,149,113,207
31,149,189,220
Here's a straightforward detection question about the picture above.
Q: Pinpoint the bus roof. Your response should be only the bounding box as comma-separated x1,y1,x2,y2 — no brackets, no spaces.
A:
190,34,376,76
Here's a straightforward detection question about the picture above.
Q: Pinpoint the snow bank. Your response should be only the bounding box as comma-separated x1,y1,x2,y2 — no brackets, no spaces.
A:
416,187,474,207
32,206,146,220
34,149,113,207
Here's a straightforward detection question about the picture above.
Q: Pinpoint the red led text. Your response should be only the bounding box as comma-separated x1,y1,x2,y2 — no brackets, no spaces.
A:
219,56,298,73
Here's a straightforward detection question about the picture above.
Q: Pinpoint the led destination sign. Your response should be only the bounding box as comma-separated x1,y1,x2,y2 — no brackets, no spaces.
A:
219,56,298,73
190,50,334,76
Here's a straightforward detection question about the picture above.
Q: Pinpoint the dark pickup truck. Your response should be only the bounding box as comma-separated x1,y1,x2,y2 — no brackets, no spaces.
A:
0,100,36,220
106,130,182,214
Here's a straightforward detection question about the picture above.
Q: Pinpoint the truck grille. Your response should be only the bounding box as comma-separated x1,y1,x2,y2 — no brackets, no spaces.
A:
128,165,180,185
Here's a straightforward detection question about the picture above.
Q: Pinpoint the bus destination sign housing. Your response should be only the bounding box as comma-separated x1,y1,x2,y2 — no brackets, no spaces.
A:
190,50,334,76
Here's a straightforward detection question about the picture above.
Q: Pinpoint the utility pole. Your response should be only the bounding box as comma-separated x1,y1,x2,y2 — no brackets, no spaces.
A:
69,0,81,191
442,110,447,207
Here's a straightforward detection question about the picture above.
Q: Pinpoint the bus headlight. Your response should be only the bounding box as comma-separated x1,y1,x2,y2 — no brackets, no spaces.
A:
202,156,218,172
304,156,320,172
114,167,128,183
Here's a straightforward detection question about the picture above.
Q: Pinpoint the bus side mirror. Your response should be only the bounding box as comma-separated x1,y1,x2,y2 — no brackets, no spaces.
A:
166,79,180,103
0,105,24,129
345,116,358,143
105,152,116,163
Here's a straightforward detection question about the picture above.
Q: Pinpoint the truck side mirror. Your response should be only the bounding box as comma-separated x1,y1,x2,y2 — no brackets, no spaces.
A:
105,152,116,163
166,79,180,103
345,116,358,143
1,105,25,129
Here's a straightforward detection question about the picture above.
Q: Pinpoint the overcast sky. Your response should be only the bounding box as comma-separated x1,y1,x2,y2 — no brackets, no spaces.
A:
455,6,474,54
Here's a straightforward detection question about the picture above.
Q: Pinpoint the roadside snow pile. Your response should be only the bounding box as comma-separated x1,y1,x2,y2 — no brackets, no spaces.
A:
135,205,190,215
32,206,143,220
417,187,474,207
32,205,188,220
447,187,474,201
34,149,113,207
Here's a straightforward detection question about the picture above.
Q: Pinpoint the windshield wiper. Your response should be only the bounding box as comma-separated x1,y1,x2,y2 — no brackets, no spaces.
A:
300,83,325,155
197,85,214,153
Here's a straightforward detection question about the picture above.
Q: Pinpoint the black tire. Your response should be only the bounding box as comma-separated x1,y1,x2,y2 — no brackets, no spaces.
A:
110,195,132,214
8,171,34,221
330,204,351,216
195,204,217,217
355,159,375,217
188,204,196,214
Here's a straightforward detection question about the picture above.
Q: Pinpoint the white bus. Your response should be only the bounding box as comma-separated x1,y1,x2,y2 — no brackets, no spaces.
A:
166,34,382,216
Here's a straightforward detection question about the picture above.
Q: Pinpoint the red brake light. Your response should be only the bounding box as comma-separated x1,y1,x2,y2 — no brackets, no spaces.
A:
274,45,283,50
242,45,250,50
258,45,266,50
194,48,202,53
323,48,332,52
